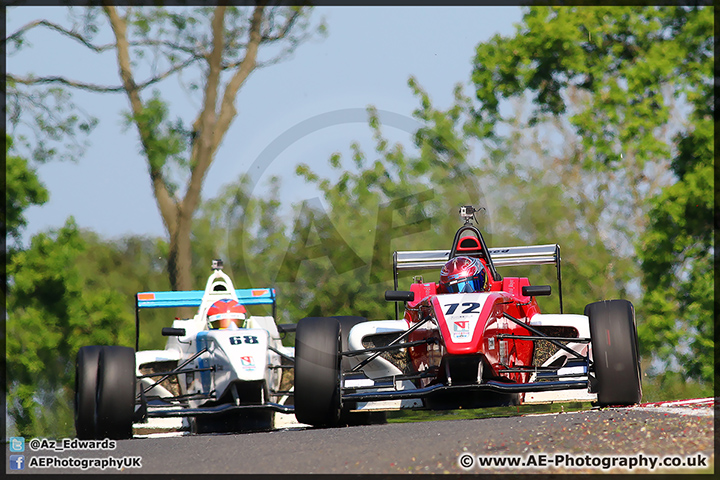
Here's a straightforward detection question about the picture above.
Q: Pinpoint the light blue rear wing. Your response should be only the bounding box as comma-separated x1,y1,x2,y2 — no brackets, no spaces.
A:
136,288,276,309
133,288,277,351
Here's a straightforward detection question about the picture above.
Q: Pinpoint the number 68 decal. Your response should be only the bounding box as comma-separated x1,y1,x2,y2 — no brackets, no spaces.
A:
229,335,259,345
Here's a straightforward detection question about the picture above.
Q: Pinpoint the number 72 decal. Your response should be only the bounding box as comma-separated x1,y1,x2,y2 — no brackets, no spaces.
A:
444,302,481,315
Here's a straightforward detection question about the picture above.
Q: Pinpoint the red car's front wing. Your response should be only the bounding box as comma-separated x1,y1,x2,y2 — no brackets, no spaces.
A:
341,378,591,403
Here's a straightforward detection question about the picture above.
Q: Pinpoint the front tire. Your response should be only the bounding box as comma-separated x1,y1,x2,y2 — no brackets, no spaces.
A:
95,346,137,439
75,346,103,439
294,317,342,427
586,300,642,406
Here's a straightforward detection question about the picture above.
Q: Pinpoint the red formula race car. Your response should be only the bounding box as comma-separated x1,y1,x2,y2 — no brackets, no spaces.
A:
293,206,642,427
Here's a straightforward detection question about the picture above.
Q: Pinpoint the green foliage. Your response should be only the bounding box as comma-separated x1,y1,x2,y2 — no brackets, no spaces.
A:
190,174,289,319
638,111,714,383
470,6,713,265
640,371,714,403
472,6,712,168
4,135,49,251
123,6,321,71
121,90,190,195
480,157,638,315
6,221,169,437
5,81,98,164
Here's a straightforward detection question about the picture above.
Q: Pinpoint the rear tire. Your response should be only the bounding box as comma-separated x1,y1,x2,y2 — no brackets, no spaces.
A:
95,346,137,439
294,317,342,427
75,346,103,439
586,300,642,406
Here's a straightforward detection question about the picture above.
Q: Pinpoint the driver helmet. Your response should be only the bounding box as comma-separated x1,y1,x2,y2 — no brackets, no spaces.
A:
439,256,488,293
207,299,247,329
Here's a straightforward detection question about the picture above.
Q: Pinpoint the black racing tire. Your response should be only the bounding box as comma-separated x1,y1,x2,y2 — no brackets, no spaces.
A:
75,346,103,439
586,299,642,406
294,317,342,427
95,346,137,439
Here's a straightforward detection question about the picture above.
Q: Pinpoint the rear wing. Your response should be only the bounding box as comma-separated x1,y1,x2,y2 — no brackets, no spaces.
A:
136,288,276,309
134,288,276,351
392,244,563,314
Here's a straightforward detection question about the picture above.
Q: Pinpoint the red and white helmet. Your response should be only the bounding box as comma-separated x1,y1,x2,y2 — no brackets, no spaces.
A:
207,299,247,329
439,256,488,293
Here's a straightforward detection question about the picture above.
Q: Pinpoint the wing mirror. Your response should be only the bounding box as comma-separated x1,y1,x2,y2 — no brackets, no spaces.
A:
385,290,415,302
277,323,297,334
521,285,551,297
162,327,186,336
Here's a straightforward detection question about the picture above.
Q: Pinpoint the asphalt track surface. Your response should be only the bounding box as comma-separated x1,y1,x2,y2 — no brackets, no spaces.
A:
7,400,715,475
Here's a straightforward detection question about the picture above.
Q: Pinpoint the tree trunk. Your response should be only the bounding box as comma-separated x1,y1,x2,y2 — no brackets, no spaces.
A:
168,218,193,291
165,205,195,317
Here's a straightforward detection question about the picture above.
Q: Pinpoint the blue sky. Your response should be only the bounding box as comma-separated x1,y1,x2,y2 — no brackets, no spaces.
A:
7,6,523,246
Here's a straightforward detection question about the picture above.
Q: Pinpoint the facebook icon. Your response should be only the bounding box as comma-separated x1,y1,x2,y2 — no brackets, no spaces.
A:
10,455,25,470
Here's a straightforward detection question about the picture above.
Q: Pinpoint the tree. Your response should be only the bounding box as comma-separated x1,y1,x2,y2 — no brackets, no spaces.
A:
470,6,713,257
5,75,98,165
468,5,713,381
637,86,714,383
4,135,49,253
6,5,325,296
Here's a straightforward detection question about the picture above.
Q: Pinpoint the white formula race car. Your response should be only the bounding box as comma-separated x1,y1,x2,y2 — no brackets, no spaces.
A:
74,260,295,439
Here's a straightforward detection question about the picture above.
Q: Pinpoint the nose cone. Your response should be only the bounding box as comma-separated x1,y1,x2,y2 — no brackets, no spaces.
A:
433,292,501,355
